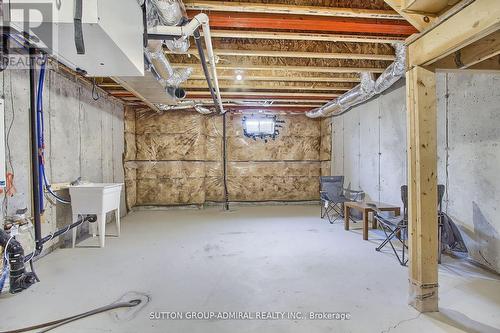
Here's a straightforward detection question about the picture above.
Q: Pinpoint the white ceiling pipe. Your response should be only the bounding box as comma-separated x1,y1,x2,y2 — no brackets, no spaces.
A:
148,13,225,113
306,43,406,118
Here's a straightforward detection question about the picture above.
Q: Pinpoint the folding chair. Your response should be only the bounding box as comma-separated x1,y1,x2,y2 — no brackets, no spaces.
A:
374,185,445,266
320,176,344,219
374,186,408,266
320,178,364,224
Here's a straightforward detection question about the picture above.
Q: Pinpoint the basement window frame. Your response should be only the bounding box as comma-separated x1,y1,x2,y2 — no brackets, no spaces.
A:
242,115,284,143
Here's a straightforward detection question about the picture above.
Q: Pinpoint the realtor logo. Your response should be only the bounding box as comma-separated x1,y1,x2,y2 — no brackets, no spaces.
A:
1,2,56,69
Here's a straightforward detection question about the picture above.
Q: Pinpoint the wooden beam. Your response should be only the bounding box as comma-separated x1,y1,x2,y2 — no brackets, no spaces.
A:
403,0,457,14
187,91,340,98
208,30,404,44
430,30,500,70
173,49,395,61
408,0,500,67
97,83,122,88
194,98,331,104
174,63,387,74
185,1,402,20
189,75,361,83
384,0,436,32
225,106,314,112
187,95,336,101
406,66,439,313
223,103,322,108
186,11,418,36
185,83,354,91
467,54,500,71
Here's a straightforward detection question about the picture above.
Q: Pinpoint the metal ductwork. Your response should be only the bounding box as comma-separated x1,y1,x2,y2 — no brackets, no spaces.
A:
144,0,222,114
306,43,406,118
154,101,213,114
145,41,192,89
148,13,225,114
144,0,192,103
146,0,185,27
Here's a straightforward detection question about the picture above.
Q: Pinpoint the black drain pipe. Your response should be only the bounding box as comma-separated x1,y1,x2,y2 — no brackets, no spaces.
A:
193,28,221,113
29,47,43,253
222,113,229,211
0,229,38,294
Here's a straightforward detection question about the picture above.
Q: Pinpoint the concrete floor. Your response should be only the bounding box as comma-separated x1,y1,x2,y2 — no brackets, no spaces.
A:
1,205,500,332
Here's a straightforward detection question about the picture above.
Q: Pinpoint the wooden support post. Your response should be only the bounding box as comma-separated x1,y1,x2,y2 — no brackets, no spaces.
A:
406,65,439,313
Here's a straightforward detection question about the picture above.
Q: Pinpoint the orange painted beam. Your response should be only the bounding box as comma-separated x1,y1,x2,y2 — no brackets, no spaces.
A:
187,11,418,36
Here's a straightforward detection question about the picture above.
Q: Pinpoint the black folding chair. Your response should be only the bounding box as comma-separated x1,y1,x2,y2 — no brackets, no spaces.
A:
320,177,364,224
374,185,445,266
320,176,344,219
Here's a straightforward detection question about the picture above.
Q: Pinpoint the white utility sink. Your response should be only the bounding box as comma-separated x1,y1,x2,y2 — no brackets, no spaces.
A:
69,183,123,248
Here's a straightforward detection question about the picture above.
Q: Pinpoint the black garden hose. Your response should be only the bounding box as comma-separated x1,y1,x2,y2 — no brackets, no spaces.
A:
0,299,142,333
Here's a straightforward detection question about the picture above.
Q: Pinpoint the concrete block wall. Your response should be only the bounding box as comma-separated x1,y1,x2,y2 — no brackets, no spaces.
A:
0,67,126,252
332,73,500,273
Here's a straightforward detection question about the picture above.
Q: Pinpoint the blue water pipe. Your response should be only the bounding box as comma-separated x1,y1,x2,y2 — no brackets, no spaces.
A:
36,55,71,206
36,56,46,212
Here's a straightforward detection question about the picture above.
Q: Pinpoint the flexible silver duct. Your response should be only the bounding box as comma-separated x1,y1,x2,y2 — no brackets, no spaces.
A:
146,0,190,53
154,101,213,114
165,37,190,53
306,43,406,118
145,41,192,88
144,0,193,105
146,0,184,27
148,13,224,114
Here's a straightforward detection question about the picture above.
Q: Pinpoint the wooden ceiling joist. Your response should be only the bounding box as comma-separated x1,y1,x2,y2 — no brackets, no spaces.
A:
208,30,404,44
188,95,337,101
193,98,331,104
188,85,352,92
225,106,314,112
186,91,340,98
403,0,460,15
174,63,387,74
189,75,361,83
223,103,323,108
174,49,396,61
408,0,500,67
184,1,402,20
186,11,418,35
431,30,500,71
384,0,436,32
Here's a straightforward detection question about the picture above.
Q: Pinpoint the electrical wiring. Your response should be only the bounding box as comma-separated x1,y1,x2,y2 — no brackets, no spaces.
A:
2,64,16,218
92,77,100,101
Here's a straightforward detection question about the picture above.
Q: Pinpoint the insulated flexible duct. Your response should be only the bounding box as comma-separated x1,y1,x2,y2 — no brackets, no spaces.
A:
146,0,184,27
144,0,192,103
306,43,406,118
148,13,224,114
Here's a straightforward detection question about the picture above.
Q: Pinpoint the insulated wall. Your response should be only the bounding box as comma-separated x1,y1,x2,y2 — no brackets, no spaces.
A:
332,73,500,273
124,111,331,206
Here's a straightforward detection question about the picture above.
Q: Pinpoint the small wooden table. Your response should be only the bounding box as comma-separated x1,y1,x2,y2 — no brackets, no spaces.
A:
344,201,401,240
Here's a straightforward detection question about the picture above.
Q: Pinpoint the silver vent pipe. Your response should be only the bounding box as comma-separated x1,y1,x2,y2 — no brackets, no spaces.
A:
306,43,406,118
148,13,224,114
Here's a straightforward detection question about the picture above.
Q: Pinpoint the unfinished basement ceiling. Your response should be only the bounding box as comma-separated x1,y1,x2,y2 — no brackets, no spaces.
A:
95,0,417,113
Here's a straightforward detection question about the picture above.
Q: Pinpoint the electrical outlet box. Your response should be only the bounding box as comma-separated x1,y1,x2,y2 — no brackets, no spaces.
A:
0,98,6,188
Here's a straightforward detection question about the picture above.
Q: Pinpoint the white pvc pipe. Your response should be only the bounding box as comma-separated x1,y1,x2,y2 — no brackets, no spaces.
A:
149,13,225,113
